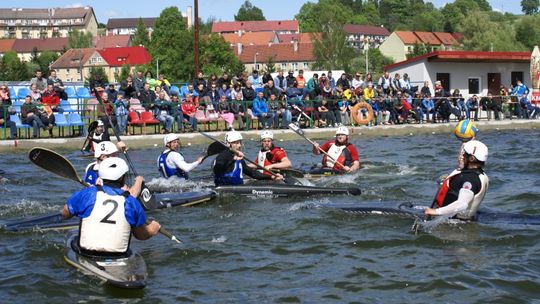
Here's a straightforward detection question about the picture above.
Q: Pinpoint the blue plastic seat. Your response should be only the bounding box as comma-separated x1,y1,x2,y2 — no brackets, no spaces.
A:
76,87,92,99
67,112,86,136
170,85,180,96
60,99,77,113
64,86,77,98
9,87,17,101
10,114,31,138
11,100,23,113
17,87,30,101
54,113,70,136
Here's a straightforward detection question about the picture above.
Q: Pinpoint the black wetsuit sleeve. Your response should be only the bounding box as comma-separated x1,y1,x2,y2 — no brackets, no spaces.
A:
242,160,272,180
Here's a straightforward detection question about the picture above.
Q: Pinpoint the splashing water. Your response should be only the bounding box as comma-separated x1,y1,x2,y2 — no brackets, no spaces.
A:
211,235,227,243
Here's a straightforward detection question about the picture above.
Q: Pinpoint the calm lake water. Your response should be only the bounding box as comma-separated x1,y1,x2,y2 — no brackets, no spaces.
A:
1,129,539,303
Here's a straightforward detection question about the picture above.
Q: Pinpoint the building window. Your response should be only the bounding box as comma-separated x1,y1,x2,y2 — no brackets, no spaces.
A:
66,69,70,74
436,73,451,92
303,62,308,69
281,63,287,70
292,62,298,71
468,77,480,94
511,71,524,86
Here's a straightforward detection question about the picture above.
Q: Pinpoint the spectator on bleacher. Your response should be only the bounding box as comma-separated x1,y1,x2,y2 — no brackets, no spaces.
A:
170,95,185,132
327,71,336,90
88,73,105,92
435,93,452,123
181,94,197,131
41,84,59,132
106,84,118,102
233,72,247,88
248,70,263,89
205,83,220,109
114,93,129,136
21,95,49,138
30,70,47,92
511,79,529,98
305,74,319,99
395,91,410,123
262,71,273,85
95,91,116,133
420,80,431,97
154,85,170,101
286,80,302,100
378,71,391,96
208,74,218,87
181,84,197,100
351,72,364,95
363,83,375,102
519,93,539,119
47,70,67,101
264,80,281,100
338,97,350,126
391,73,402,94
400,73,412,95
120,76,137,98
293,70,306,91
29,84,41,103
230,84,243,101
193,71,207,90
451,89,466,119
364,73,373,86
0,85,12,105
217,95,235,130
242,81,256,101
481,93,502,120
274,70,287,95
218,82,232,101
422,93,435,123
411,91,424,123
145,71,157,91
138,83,156,110
156,73,171,94
252,91,274,129
0,102,17,139
267,93,282,128
286,71,296,88
434,80,444,97
217,72,231,89
466,95,480,121
134,71,145,94
155,92,174,133
194,83,208,103
316,99,336,128
500,85,514,118
230,93,246,130
319,74,333,98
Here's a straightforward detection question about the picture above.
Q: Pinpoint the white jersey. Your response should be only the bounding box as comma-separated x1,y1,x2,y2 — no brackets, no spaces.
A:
326,144,346,168
79,190,131,253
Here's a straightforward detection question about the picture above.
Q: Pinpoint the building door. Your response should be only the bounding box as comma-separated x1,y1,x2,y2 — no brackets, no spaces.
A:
511,71,524,87
487,73,501,95
436,73,450,93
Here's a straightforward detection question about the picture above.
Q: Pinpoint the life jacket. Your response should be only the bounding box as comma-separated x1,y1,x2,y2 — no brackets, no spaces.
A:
84,162,99,185
257,146,285,175
214,159,243,186
157,150,188,179
79,186,131,253
323,143,352,169
432,168,489,220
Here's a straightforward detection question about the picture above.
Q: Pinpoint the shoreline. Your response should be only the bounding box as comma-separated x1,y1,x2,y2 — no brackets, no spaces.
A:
1,119,539,152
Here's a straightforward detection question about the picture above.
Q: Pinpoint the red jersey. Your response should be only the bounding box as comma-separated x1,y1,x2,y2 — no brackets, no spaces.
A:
256,146,287,175
181,101,196,115
320,140,360,170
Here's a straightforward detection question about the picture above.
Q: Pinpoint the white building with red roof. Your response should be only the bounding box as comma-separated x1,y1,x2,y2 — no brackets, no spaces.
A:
379,31,460,62
343,24,390,50
383,50,531,97
212,20,299,34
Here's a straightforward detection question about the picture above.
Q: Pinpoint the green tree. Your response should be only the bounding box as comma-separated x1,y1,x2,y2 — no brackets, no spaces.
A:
85,67,109,87
0,51,31,80
295,0,353,32
522,0,540,14
200,34,244,77
515,15,540,49
68,29,93,49
36,51,59,76
406,42,430,59
132,17,150,47
350,48,394,76
114,64,132,82
311,11,355,71
199,17,216,35
150,7,193,82
265,56,276,74
234,1,266,21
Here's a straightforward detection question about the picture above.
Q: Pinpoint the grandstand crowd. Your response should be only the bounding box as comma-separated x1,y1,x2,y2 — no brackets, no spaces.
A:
1,68,539,140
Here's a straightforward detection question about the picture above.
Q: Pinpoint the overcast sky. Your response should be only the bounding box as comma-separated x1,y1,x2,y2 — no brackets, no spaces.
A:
4,1,523,24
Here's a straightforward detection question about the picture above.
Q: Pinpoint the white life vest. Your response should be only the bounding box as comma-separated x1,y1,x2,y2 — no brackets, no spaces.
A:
79,190,131,253
326,144,346,168
457,172,489,220
258,150,269,168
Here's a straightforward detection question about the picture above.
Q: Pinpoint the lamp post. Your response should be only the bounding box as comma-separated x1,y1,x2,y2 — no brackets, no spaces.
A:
194,0,200,76
254,52,259,72
363,37,369,74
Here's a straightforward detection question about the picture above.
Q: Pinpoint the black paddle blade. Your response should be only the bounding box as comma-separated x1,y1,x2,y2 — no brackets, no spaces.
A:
88,120,99,134
29,147,83,184
288,123,306,136
279,168,305,178
205,141,227,160
138,182,158,211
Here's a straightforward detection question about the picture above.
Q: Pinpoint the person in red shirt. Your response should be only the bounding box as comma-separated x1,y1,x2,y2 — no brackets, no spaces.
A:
312,126,360,173
252,130,292,175
181,94,197,131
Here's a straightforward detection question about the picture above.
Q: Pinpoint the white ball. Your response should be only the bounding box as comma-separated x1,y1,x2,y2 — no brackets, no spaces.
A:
153,143,158,147
187,142,191,146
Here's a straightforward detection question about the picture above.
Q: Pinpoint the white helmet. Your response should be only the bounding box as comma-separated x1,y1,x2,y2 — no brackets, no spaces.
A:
463,140,488,162
225,131,243,143
98,157,129,181
94,141,118,158
164,133,180,146
336,126,349,136
260,130,273,140
97,120,104,126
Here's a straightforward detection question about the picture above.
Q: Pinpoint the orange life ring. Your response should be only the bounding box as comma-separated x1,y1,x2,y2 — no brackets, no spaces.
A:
351,101,374,125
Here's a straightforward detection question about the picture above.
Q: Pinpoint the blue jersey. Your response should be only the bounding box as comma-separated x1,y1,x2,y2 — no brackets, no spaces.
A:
214,159,243,186
67,185,147,228
157,150,188,179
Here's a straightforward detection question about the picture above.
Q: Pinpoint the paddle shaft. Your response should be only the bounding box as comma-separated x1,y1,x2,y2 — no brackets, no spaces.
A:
80,121,99,152
292,105,313,121
288,124,346,170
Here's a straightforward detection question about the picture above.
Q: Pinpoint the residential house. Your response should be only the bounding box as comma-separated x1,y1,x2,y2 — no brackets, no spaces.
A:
0,7,97,39
379,31,460,62
343,24,390,50
212,20,299,35
106,17,157,37
50,46,152,82
221,31,279,46
383,50,531,97
94,34,132,49
0,38,15,56
233,41,315,72
11,37,69,61
277,33,316,44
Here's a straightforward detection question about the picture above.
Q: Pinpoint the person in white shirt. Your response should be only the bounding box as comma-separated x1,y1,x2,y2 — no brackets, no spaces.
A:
157,134,203,179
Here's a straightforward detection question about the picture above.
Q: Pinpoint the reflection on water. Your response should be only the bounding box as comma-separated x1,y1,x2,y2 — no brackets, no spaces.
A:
0,129,539,302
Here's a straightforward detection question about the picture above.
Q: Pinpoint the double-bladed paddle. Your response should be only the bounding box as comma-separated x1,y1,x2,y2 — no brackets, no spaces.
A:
80,120,99,154
288,123,347,170
28,147,181,243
